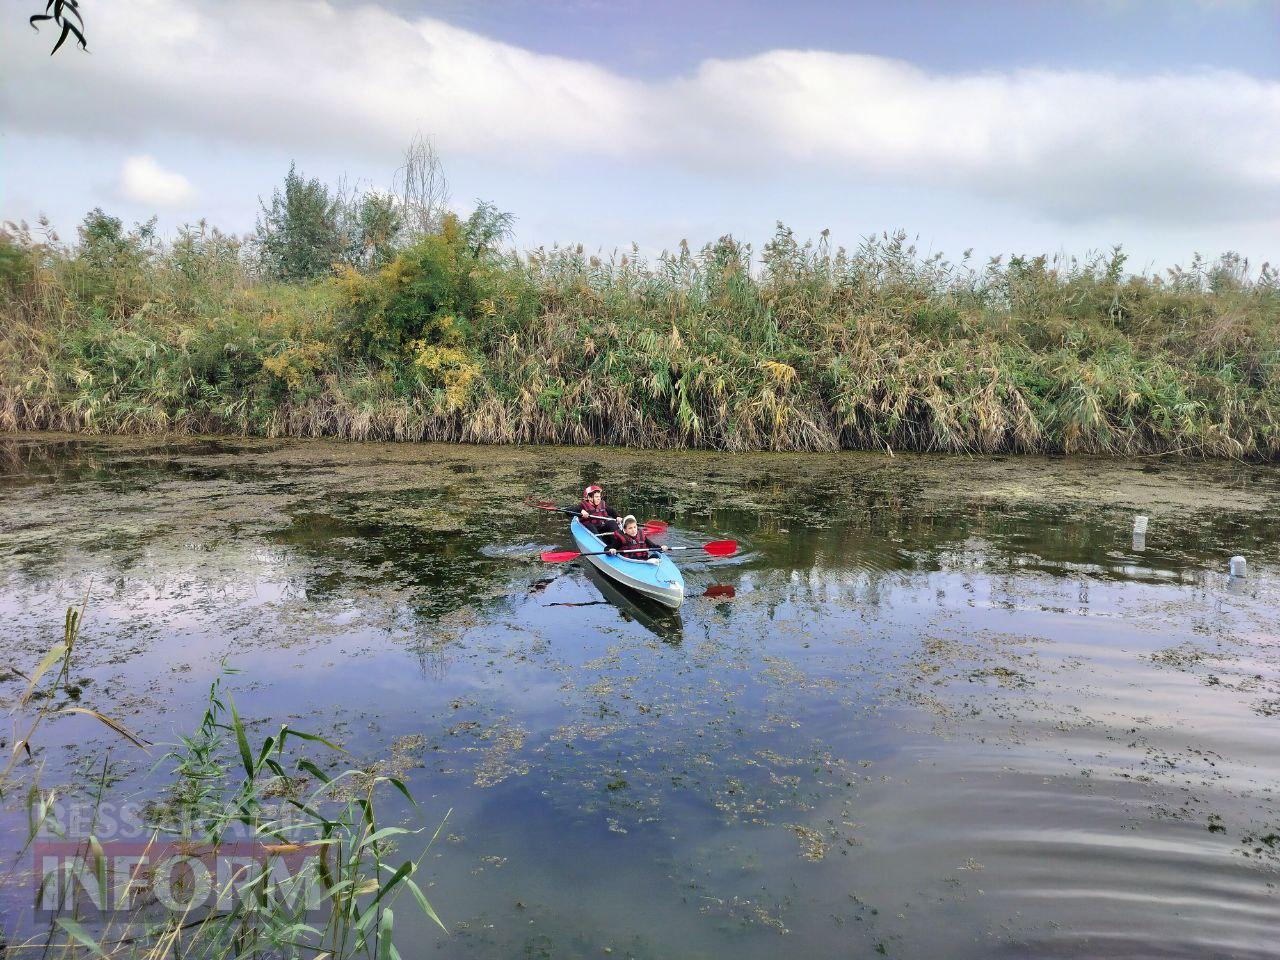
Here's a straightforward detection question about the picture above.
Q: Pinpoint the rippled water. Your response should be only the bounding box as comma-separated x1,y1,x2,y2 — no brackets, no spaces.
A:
1,435,1278,958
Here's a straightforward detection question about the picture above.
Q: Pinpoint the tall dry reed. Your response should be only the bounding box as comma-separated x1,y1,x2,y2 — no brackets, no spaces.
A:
3,216,1278,458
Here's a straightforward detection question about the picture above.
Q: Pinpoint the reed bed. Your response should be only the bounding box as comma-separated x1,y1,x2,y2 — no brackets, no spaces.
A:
3,216,1278,459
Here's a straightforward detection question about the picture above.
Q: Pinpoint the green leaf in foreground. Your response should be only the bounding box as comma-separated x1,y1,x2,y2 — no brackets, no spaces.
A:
55,918,109,958
228,696,255,779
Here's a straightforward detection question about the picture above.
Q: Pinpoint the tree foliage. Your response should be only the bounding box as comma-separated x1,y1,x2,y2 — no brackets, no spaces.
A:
336,210,511,359
254,164,347,282
254,158,459,281
346,192,402,272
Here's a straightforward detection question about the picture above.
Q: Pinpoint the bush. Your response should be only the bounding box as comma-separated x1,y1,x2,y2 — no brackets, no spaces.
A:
334,212,501,380
0,227,34,293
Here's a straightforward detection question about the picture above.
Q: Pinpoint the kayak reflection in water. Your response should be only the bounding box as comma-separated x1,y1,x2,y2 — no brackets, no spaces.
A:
606,515,671,562
579,484,620,535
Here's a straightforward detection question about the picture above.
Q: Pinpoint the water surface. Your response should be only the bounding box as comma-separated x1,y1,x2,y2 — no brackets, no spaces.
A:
1,435,1278,958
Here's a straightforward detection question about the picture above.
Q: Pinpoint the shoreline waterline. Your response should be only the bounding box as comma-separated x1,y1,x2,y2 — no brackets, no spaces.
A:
0,425,1270,461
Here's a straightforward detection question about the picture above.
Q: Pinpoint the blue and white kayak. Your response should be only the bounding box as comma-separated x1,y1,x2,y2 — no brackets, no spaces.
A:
570,517,685,609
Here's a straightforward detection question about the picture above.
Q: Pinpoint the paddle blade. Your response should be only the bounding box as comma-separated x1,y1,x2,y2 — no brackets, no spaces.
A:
702,540,738,556
526,498,562,512
642,521,667,536
539,550,581,563
702,584,736,599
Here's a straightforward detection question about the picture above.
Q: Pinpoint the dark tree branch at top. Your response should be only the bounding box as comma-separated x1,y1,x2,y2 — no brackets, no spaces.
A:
29,0,87,55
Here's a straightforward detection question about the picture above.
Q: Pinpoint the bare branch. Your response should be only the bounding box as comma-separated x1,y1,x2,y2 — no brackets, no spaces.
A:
392,134,450,243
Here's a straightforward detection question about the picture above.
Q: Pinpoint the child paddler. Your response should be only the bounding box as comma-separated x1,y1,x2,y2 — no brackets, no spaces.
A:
606,515,670,561
579,484,620,535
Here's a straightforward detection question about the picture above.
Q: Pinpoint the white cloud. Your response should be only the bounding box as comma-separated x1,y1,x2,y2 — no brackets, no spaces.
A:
662,53,1280,223
117,154,195,207
3,0,1279,225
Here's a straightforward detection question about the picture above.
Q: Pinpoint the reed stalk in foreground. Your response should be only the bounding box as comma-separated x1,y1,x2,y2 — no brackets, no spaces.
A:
3,609,447,959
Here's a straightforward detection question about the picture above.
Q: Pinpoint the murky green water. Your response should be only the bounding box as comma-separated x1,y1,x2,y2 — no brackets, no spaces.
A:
2,435,1279,958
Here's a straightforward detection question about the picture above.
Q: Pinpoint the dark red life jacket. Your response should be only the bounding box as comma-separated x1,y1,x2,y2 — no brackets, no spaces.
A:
579,497,617,533
609,526,657,558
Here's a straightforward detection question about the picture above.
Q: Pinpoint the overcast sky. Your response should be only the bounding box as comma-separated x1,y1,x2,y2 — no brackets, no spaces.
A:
2,0,1279,268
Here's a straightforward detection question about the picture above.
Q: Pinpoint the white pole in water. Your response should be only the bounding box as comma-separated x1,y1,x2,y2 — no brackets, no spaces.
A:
1132,515,1148,552
1229,556,1247,578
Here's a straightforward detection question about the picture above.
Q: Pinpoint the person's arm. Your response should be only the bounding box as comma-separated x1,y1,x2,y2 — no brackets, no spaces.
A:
645,535,670,552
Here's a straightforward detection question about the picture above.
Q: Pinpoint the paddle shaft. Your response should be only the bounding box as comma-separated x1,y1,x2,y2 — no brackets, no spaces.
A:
528,500,666,532
535,504,621,524
539,539,736,562
574,549,664,558
571,544,723,558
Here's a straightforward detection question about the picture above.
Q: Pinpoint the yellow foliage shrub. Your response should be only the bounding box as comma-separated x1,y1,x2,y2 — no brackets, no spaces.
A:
263,341,331,392
408,339,481,411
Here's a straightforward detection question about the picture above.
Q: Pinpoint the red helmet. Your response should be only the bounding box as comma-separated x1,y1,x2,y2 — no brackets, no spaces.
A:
584,484,603,496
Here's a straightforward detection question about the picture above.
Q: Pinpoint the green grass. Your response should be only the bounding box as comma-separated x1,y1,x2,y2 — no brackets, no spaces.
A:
3,215,1279,458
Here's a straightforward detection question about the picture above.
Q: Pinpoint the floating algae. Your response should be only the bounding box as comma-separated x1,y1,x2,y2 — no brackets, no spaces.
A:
472,723,530,788
786,824,829,862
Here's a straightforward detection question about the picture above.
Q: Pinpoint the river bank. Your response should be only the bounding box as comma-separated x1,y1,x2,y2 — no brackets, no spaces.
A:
3,218,1278,457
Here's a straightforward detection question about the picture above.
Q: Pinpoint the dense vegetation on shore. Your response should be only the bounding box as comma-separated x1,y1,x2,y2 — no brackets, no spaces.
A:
2,188,1278,458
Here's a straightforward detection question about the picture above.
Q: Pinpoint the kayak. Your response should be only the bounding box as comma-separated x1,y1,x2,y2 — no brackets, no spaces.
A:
570,517,686,609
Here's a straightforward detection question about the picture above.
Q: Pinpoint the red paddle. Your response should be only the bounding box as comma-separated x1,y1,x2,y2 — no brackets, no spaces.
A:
526,498,668,535
540,540,738,563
